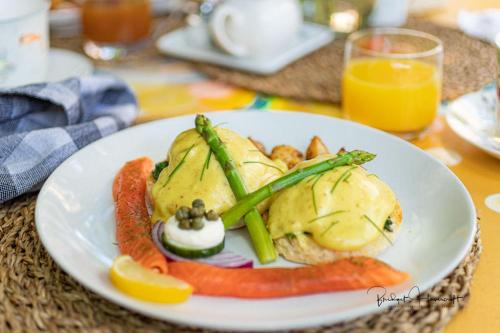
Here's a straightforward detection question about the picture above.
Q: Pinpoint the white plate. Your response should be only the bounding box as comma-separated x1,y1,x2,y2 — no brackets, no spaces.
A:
48,48,94,82
156,23,334,75
446,84,500,159
35,111,476,331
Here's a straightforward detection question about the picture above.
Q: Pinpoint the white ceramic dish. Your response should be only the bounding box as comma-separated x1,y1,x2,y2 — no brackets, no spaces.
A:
47,48,93,82
35,111,476,331
446,84,500,159
156,23,334,75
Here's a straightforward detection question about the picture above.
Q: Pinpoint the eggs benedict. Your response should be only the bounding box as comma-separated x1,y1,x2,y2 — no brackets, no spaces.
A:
149,127,286,224
268,154,402,264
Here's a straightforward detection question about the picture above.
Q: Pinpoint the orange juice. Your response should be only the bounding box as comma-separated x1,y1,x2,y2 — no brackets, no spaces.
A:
82,0,151,44
342,58,440,132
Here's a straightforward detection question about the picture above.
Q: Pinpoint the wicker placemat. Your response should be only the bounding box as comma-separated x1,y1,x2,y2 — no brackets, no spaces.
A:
0,194,481,333
198,18,497,103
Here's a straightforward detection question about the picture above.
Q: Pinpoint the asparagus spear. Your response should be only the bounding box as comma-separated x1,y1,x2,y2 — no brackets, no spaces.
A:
195,115,277,264
222,150,376,228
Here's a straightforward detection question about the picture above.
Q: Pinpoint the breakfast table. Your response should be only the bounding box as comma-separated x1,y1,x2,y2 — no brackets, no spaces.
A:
107,2,500,332
1,0,499,332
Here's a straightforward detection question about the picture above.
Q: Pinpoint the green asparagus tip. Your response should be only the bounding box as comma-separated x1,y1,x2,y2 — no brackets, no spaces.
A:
195,114,211,133
350,150,376,165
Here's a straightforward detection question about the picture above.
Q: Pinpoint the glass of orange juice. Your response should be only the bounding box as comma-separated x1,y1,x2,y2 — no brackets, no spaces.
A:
81,0,151,61
342,28,443,139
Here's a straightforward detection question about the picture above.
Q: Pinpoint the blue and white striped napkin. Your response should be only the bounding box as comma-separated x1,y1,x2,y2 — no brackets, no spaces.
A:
0,75,139,203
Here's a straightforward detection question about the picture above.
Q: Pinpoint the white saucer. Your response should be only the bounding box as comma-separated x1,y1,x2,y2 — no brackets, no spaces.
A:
446,83,500,159
156,23,334,75
47,48,94,82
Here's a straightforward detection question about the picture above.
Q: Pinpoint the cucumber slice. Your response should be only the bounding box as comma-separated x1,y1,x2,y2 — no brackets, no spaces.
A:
161,233,225,259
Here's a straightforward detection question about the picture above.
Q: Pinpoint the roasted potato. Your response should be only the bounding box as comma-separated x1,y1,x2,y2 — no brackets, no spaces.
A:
248,137,267,155
270,145,304,169
305,136,330,159
336,147,347,155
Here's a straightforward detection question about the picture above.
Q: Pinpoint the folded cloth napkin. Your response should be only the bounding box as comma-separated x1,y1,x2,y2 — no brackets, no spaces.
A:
0,75,139,203
458,9,500,44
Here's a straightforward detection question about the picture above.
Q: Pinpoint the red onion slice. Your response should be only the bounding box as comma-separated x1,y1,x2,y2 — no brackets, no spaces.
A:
152,221,253,268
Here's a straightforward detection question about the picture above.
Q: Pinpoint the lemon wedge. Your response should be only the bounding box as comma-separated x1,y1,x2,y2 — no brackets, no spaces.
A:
109,255,193,303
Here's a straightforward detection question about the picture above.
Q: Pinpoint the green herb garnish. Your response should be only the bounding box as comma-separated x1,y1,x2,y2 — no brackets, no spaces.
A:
384,218,394,232
343,173,352,183
330,166,357,194
214,122,228,128
363,215,393,245
243,161,285,174
200,149,212,181
162,144,195,187
285,233,296,241
152,160,169,180
306,173,321,184
307,210,347,224
321,221,339,236
311,173,325,215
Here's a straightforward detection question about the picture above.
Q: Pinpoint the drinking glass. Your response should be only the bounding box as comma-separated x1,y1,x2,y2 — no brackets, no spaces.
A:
342,28,443,139
81,0,151,61
300,0,374,34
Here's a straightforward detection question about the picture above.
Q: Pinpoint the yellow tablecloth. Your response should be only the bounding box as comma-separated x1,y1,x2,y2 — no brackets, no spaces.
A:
106,1,499,330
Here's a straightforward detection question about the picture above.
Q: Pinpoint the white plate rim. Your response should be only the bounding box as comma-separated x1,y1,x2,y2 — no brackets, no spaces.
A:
445,89,500,160
155,24,334,75
35,110,477,331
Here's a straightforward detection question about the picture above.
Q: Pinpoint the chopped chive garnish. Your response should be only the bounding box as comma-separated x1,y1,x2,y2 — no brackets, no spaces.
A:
285,232,296,241
199,149,212,181
321,221,339,236
363,215,393,245
311,173,325,215
368,174,379,178
307,210,347,224
243,161,285,173
162,144,195,187
306,173,321,184
214,122,228,128
330,166,357,194
343,172,352,183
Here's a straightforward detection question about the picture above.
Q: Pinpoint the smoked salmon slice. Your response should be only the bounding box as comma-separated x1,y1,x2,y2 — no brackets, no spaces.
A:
113,157,168,274
168,258,409,298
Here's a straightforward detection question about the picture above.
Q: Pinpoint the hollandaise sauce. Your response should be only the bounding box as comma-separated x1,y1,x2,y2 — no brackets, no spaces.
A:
268,156,397,251
151,128,285,223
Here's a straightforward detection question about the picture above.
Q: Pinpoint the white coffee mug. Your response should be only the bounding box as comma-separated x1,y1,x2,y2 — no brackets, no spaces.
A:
0,0,49,88
368,0,409,27
209,0,302,58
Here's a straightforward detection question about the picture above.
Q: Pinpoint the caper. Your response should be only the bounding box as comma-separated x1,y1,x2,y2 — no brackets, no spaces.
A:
176,206,190,220
205,210,219,221
192,198,205,208
192,217,204,230
190,206,205,218
178,219,191,230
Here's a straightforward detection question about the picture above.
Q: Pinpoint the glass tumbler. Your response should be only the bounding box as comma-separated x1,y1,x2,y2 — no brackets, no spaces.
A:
342,28,443,139
81,0,151,61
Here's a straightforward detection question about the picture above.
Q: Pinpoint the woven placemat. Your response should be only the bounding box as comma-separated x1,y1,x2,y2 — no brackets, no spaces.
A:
0,194,481,333
198,18,497,103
